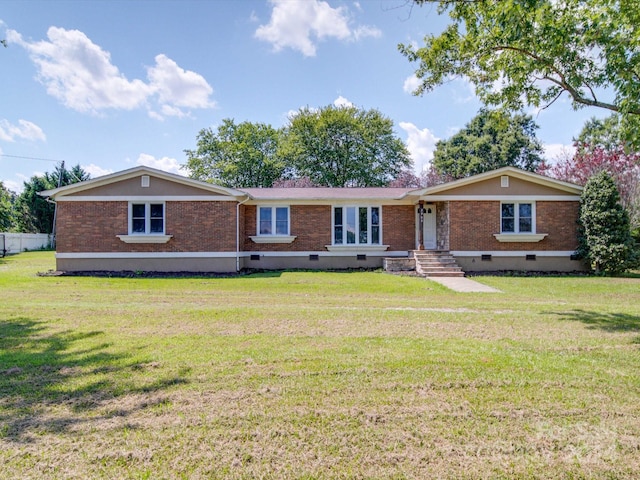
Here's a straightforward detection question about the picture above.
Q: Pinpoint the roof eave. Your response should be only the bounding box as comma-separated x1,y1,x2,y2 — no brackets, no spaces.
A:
38,166,248,199
415,167,583,196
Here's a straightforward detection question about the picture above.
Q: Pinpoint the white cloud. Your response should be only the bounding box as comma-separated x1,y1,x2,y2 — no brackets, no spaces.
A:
451,77,476,104
352,25,382,41
3,173,35,194
399,122,439,173
136,153,183,175
9,27,215,119
543,143,575,163
255,0,380,57
0,119,46,142
403,74,421,95
446,126,461,137
81,163,113,178
3,179,21,194
333,95,353,108
147,54,215,112
9,27,151,113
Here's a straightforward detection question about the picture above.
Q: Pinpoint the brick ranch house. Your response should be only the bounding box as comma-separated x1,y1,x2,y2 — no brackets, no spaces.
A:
40,165,586,274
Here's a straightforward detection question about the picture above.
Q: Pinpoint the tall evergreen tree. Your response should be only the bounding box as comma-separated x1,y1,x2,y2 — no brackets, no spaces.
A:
0,182,17,231
578,171,638,275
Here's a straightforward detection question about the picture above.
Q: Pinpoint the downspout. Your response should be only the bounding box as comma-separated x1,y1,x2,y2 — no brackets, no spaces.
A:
236,195,250,272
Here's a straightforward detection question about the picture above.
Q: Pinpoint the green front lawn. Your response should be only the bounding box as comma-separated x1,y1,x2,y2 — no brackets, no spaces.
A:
1,252,639,479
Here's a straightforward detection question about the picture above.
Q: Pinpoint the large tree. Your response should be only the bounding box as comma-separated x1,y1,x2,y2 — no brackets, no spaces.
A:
281,105,412,187
541,145,640,228
400,0,640,146
432,109,544,178
0,182,16,231
15,163,90,233
184,119,285,188
540,113,640,227
574,114,625,153
578,170,638,275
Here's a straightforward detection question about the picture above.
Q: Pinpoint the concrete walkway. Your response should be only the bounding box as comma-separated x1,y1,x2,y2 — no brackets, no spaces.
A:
427,276,501,293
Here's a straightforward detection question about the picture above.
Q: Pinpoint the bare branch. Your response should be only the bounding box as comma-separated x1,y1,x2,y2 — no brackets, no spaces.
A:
539,89,565,112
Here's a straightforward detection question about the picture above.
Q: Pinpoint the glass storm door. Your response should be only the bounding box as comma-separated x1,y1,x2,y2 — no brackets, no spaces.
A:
423,204,437,250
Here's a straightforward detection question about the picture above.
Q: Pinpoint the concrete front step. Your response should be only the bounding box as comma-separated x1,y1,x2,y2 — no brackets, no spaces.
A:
418,261,459,266
413,250,465,278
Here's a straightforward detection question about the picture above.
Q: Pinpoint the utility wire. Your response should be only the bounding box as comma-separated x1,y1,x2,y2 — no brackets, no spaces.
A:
1,153,84,182
0,153,62,163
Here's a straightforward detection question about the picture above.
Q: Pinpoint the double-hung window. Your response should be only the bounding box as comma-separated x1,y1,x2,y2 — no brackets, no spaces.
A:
501,202,534,233
258,206,289,236
333,206,380,245
130,202,165,235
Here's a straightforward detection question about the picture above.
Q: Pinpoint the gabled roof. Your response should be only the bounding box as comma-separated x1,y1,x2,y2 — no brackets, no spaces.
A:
412,166,583,196
39,165,247,199
39,165,582,202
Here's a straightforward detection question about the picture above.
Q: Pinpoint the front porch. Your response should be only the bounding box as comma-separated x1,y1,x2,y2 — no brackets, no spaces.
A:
383,250,464,277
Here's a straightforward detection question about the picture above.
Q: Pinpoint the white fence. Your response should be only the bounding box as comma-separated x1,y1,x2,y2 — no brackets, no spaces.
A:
0,233,52,256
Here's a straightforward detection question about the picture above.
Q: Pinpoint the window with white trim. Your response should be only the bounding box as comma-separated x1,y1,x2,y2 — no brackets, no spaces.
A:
130,202,165,234
333,206,381,245
501,202,534,233
258,206,289,236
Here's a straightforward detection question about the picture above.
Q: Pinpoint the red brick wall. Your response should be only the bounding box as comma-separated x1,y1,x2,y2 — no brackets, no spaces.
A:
56,201,237,253
243,205,332,252
382,205,415,251
56,201,127,252
449,200,579,251
168,202,236,251
243,204,415,252
57,201,420,254
536,201,580,250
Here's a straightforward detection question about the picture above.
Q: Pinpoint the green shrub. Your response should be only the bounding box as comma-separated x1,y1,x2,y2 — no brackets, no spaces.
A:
578,171,639,275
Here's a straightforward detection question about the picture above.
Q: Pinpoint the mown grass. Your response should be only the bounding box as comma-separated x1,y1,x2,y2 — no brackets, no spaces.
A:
1,252,639,479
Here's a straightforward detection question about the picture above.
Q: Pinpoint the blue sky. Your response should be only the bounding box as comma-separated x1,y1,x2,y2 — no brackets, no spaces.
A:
1,0,609,193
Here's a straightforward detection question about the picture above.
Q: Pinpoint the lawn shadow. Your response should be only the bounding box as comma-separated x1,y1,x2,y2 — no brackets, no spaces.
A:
0,317,189,442
549,309,640,333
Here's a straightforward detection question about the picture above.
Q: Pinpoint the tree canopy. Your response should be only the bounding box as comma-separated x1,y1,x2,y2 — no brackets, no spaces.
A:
540,113,640,228
281,105,412,187
186,107,413,188
431,109,544,179
0,182,16,231
400,0,640,146
574,114,625,153
184,119,285,188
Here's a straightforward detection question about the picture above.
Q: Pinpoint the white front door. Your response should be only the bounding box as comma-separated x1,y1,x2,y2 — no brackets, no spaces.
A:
423,204,437,250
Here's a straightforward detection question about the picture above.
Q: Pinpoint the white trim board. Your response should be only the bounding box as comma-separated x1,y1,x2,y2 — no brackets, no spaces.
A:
56,250,410,259
451,251,576,257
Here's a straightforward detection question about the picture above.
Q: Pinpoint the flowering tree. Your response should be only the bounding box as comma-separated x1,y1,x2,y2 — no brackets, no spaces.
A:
538,145,640,228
